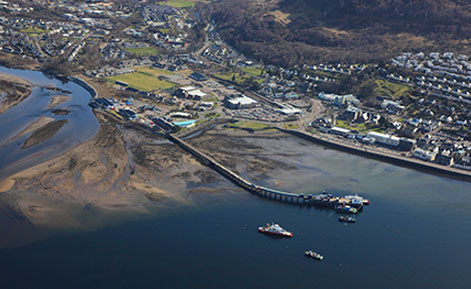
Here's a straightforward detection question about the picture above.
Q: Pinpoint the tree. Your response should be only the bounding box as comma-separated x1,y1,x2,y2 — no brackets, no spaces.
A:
358,80,377,99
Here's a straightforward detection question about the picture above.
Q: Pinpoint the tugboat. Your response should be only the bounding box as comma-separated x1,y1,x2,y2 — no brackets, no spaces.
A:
305,250,324,261
339,215,356,223
258,223,293,238
335,204,358,214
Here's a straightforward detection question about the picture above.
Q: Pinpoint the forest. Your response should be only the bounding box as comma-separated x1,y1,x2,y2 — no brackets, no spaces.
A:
197,0,471,66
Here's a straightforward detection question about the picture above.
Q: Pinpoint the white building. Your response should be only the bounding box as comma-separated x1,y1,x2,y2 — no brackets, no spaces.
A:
224,94,257,109
413,148,436,161
367,131,401,147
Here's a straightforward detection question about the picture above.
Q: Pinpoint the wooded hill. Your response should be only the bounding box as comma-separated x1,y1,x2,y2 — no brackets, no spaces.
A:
197,0,471,66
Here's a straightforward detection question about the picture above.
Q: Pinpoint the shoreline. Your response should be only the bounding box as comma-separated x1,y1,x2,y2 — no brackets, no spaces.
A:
281,128,471,182
172,122,471,182
0,73,34,114
69,75,97,98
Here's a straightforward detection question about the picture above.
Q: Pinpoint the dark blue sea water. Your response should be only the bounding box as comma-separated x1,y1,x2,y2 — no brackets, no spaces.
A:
0,67,470,289
1,169,470,289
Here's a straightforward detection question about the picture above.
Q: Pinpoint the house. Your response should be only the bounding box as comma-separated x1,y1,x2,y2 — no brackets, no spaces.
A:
414,148,436,161
435,152,454,166
343,106,362,121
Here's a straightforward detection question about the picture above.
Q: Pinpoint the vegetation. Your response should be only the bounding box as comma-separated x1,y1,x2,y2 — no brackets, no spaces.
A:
241,66,263,76
204,94,219,103
124,47,160,57
230,121,273,130
21,27,47,34
374,80,410,100
283,123,299,129
107,72,176,92
198,0,471,66
203,112,221,118
336,120,385,134
137,67,176,77
214,71,262,86
166,1,200,9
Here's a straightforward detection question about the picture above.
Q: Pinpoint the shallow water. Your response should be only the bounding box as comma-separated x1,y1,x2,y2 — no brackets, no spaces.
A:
0,132,470,289
0,66,98,178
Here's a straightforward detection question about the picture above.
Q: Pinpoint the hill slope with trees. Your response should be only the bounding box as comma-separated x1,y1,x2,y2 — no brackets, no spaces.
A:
197,0,471,66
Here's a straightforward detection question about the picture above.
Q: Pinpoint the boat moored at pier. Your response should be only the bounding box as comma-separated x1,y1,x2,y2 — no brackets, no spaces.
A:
339,216,356,223
335,204,358,214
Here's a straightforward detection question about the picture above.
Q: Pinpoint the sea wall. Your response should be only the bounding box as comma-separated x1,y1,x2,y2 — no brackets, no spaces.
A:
280,128,471,182
69,76,97,98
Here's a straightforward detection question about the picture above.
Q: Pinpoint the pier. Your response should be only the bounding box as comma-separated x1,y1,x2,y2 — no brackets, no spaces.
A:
166,133,354,207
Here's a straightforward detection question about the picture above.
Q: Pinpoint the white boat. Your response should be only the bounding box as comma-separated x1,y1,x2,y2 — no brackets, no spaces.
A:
258,223,293,237
305,250,324,260
344,194,370,205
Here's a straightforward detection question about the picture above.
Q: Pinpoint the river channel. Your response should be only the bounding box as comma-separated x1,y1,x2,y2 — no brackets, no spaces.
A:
0,66,98,179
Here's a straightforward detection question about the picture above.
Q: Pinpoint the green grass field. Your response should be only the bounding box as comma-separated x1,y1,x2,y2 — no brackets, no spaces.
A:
203,112,221,118
283,123,299,129
137,67,176,77
374,79,410,99
214,72,263,85
21,27,47,34
165,0,199,8
230,121,273,130
241,66,263,76
336,120,384,134
107,72,176,92
124,47,160,57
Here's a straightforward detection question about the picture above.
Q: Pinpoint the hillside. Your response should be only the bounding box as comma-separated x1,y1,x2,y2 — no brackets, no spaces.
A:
198,0,471,65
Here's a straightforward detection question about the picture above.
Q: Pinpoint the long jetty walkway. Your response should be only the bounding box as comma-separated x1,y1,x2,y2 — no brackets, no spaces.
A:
166,133,317,205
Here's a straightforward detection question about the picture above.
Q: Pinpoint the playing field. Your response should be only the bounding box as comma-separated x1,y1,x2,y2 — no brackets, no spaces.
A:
107,72,176,92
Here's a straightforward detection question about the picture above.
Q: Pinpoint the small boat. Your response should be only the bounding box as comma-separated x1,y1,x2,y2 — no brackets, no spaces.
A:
305,250,324,261
344,194,370,206
335,204,358,214
258,223,293,238
339,215,356,223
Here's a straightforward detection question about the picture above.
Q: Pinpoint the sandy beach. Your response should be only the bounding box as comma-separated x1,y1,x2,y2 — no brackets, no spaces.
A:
0,73,33,114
